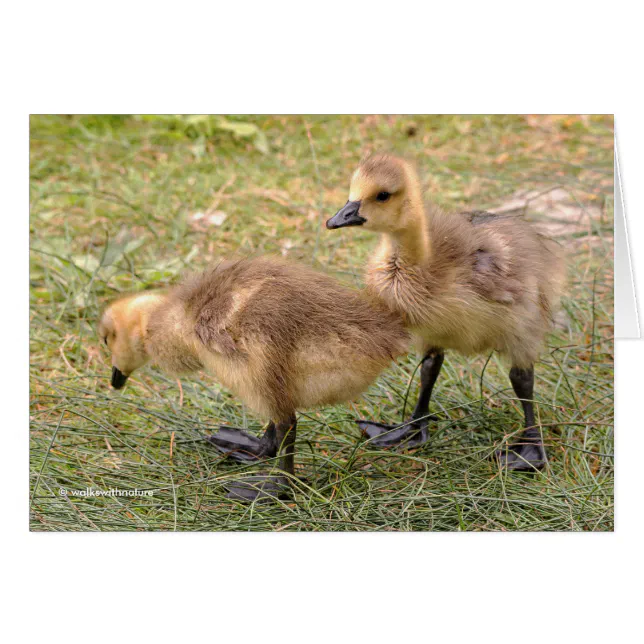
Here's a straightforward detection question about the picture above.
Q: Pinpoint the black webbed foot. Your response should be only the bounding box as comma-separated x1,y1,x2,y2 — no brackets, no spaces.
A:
495,441,546,472
357,349,443,451
206,426,276,463
225,475,290,502
357,416,437,449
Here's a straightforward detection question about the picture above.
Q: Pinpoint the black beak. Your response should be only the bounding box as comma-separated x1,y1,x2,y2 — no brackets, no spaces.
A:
326,200,366,229
111,366,129,389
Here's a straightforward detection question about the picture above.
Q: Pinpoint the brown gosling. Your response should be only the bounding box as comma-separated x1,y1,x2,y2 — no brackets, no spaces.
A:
326,154,565,471
98,256,409,499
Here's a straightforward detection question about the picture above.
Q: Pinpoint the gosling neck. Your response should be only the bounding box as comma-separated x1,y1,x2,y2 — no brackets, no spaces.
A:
385,196,431,265
136,292,169,354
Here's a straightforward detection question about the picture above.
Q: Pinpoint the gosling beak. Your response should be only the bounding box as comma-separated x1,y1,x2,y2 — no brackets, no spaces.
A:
111,366,129,389
326,200,365,229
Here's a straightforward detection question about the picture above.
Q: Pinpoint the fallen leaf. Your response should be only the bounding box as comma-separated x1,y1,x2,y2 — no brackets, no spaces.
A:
204,211,227,226
281,239,294,256
188,210,227,229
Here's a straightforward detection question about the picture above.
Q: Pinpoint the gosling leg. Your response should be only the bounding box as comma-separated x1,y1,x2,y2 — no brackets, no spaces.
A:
358,349,444,449
206,421,277,463
495,365,547,471
275,414,297,477
410,349,445,427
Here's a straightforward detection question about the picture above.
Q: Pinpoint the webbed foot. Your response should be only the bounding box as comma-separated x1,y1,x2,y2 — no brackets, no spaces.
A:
206,426,276,463
225,475,290,502
495,441,546,472
357,416,437,449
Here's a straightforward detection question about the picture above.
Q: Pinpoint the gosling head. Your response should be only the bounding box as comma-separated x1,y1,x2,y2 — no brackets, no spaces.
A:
98,293,163,389
326,154,421,235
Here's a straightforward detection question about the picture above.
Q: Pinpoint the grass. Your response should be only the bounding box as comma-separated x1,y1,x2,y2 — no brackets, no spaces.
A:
29,114,614,531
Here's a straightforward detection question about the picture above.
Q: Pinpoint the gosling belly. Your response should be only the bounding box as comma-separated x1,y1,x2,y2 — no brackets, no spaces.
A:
294,367,382,409
292,341,392,409
410,325,500,356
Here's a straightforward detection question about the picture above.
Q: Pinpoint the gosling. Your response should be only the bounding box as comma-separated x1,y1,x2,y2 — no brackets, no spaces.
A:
98,256,409,498
326,154,565,471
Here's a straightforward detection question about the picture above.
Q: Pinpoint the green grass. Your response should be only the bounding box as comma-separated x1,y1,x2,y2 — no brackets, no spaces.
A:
29,114,614,531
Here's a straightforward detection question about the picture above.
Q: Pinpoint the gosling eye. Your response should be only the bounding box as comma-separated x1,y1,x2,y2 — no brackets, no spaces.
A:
376,191,391,202
102,336,108,346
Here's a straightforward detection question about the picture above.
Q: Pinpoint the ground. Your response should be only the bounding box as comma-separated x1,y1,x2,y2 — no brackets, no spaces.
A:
29,114,614,531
